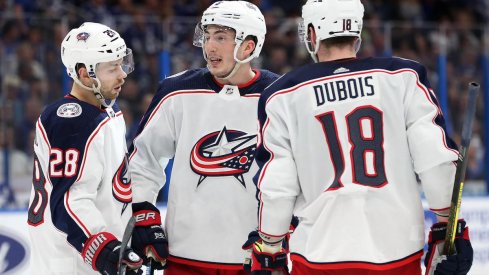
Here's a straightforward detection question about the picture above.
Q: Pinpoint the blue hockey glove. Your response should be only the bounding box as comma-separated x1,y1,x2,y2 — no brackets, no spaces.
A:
424,220,473,275
132,202,169,270
82,231,143,275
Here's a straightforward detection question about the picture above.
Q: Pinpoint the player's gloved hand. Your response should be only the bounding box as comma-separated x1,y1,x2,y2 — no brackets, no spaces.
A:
82,231,143,275
132,201,169,270
243,216,298,274
242,233,289,275
243,230,262,274
282,215,299,251
424,220,473,275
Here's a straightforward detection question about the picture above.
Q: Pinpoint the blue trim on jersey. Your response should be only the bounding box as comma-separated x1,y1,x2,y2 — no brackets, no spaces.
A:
40,97,118,252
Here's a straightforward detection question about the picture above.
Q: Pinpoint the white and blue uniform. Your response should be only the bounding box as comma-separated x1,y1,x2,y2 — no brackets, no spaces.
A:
256,57,458,271
27,95,131,274
129,68,278,269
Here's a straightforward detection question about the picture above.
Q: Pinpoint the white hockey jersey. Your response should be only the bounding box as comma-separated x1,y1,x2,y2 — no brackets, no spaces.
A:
27,95,132,274
129,68,278,269
256,57,458,271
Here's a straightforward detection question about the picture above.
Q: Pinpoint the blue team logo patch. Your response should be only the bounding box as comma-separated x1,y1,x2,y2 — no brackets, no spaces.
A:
57,103,82,118
0,229,29,273
190,126,257,187
76,32,90,41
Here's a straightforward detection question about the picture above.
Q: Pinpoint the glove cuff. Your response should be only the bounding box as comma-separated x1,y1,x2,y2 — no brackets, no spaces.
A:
132,201,160,213
133,202,162,226
82,232,117,270
429,219,467,243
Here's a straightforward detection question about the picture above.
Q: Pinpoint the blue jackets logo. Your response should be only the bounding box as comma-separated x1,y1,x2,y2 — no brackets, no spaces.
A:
190,126,257,188
0,229,28,274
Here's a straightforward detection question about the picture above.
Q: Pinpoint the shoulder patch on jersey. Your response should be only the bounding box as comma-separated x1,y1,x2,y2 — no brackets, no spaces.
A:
56,103,82,118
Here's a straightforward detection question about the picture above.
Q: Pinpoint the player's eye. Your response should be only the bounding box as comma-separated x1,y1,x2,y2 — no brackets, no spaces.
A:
216,35,226,41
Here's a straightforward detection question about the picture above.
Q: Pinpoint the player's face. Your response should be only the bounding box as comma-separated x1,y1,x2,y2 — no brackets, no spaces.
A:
203,25,237,78
95,59,127,100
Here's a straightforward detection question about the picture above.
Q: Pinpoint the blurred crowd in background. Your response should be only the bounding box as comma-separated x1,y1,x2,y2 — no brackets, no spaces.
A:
1,0,488,207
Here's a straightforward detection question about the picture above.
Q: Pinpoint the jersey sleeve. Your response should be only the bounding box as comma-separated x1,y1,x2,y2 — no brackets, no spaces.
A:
403,63,458,215
255,85,301,239
62,127,108,248
35,115,110,252
129,81,175,204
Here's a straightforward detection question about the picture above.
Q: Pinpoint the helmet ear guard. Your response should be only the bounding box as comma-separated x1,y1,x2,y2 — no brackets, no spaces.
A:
300,0,364,62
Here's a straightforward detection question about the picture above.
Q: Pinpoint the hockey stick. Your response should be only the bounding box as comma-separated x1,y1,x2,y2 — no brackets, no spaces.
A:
119,216,136,275
442,82,480,255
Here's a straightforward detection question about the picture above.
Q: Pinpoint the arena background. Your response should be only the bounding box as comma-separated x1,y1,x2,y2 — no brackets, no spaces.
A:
0,0,488,274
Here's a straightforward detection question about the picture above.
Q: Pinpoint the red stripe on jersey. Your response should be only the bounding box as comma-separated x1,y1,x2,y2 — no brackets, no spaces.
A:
290,250,423,271
129,147,138,160
143,90,216,131
36,119,53,188
168,255,243,270
264,69,457,156
430,206,450,211
265,69,424,104
75,116,113,182
130,90,216,158
37,119,51,151
65,190,91,236
257,118,274,232
69,113,122,236
242,93,260,98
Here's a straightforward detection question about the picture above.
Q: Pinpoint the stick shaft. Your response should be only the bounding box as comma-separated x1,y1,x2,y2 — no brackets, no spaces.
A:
119,216,136,275
442,82,479,255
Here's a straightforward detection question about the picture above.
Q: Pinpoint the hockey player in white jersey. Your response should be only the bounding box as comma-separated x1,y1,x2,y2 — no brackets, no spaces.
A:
249,0,473,275
27,22,143,275
127,1,279,274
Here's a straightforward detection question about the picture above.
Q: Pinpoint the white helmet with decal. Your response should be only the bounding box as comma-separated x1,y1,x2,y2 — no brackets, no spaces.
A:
193,1,266,64
61,22,134,107
299,0,364,62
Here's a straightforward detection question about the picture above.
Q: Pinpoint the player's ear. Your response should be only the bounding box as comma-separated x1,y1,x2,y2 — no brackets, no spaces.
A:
240,38,256,59
76,64,95,87
76,64,89,80
308,25,317,47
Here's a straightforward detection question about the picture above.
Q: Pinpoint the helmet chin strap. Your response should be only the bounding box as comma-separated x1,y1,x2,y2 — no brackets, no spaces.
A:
204,40,250,81
73,77,116,108
211,61,242,81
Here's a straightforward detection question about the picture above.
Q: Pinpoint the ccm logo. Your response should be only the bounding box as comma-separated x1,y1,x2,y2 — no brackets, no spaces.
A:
135,212,156,222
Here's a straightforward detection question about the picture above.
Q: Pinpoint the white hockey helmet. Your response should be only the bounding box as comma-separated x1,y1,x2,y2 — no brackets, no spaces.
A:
61,22,134,107
299,0,364,61
61,22,134,79
193,1,266,64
